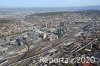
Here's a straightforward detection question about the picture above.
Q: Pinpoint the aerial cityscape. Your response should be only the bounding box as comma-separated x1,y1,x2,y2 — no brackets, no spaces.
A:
0,0,100,66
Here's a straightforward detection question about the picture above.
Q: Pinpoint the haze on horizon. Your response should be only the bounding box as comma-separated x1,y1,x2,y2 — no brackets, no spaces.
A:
0,0,100,8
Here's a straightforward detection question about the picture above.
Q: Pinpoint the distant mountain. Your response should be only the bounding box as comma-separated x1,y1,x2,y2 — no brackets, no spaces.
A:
0,6,100,13
74,10,100,18
26,10,100,16
70,6,100,11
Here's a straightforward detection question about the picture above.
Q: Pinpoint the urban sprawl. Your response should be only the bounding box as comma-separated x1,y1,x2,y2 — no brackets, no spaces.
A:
0,10,100,66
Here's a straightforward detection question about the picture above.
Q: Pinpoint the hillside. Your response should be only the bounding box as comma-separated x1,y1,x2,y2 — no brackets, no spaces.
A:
25,10,100,23
0,19,13,27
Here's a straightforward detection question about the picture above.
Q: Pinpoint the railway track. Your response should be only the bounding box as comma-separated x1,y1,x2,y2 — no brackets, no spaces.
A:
0,34,71,66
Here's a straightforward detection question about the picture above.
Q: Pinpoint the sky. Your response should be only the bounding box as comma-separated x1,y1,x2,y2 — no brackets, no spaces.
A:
0,0,100,8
